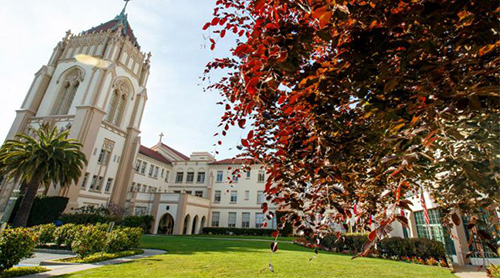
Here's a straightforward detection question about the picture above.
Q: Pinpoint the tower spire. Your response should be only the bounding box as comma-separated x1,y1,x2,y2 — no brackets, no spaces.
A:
120,0,131,16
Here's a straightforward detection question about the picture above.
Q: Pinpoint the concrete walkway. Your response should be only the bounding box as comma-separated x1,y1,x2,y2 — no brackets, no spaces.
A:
453,265,489,278
22,249,166,277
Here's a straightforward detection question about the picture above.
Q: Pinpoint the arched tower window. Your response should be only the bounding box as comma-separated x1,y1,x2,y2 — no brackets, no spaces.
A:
52,69,83,115
106,80,130,126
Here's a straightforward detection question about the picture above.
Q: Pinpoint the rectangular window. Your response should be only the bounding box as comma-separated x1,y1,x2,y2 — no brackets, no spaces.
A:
141,161,147,174
195,191,203,197
89,175,98,190
228,212,236,228
255,213,264,228
414,209,456,255
244,190,250,200
230,190,237,203
154,166,159,178
149,164,154,177
98,149,111,166
186,190,192,195
197,172,205,183
242,212,250,228
214,190,221,203
258,171,265,182
175,172,184,183
246,170,251,179
105,178,113,193
135,160,141,172
232,174,239,183
81,173,90,189
96,176,103,191
174,190,181,194
216,171,223,183
161,168,164,178
211,212,220,227
165,171,170,182
257,191,264,203
130,182,135,192
186,172,194,183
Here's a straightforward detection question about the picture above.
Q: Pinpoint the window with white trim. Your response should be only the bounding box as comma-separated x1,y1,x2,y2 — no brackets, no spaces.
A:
242,212,250,228
211,212,220,227
228,212,236,228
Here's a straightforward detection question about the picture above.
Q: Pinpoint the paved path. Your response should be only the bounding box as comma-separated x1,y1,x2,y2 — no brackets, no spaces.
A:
19,252,74,267
453,265,488,278
22,249,166,277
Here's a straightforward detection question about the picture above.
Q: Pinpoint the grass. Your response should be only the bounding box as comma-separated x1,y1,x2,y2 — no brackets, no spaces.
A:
56,250,144,264
0,266,48,277
59,235,457,278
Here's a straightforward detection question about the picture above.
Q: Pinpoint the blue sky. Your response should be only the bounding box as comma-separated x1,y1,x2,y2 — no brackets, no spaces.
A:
0,0,244,159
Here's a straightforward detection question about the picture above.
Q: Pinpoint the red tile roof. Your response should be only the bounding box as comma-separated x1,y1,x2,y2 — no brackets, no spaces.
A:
160,143,190,161
210,158,258,165
139,145,171,165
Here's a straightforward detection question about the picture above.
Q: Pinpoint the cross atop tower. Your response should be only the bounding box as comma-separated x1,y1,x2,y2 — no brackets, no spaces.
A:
159,132,164,143
121,0,131,16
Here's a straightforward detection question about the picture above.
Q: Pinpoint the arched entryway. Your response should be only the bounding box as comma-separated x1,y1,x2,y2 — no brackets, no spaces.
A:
199,216,206,234
157,213,175,235
183,214,191,235
191,215,199,235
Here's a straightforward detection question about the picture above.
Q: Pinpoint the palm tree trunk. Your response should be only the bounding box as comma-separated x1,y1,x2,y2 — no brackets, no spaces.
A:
12,177,40,227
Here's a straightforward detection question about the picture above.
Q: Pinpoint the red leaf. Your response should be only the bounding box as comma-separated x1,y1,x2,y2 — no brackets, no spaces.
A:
221,29,226,38
272,230,279,238
368,230,377,241
241,139,249,147
202,22,211,30
238,119,246,128
211,17,220,25
270,242,278,252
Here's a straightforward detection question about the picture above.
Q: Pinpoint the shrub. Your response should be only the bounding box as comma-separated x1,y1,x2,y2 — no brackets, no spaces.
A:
122,215,154,232
379,237,415,258
104,227,143,253
320,234,369,254
71,226,107,258
487,264,500,278
59,213,120,225
58,250,144,264
54,224,83,247
0,228,37,272
0,266,48,277
202,227,275,236
409,238,445,259
32,224,56,245
8,196,68,227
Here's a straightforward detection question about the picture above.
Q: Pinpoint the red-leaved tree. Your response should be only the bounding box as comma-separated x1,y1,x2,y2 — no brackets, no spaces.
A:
204,0,499,256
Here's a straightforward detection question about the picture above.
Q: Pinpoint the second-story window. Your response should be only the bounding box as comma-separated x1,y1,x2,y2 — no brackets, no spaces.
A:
175,172,184,183
52,69,82,115
165,170,170,182
244,190,250,200
186,172,194,183
80,173,90,189
97,139,114,166
197,172,205,183
258,171,265,183
230,190,237,203
149,164,154,177
154,166,159,178
246,170,251,179
105,80,129,126
141,161,147,174
214,190,221,203
135,160,141,172
104,178,113,193
216,171,223,183
257,191,264,203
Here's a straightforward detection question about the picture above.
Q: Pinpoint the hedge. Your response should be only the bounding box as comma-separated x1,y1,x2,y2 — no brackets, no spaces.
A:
58,214,153,233
202,227,275,236
9,196,68,227
317,234,446,260
0,228,37,272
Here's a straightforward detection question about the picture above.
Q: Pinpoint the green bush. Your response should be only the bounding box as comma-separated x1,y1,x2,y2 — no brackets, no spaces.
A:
318,234,446,260
122,215,154,233
202,227,275,236
0,228,37,272
59,213,120,225
71,226,107,258
0,266,48,277
8,196,68,227
104,227,143,253
31,224,56,245
54,224,83,247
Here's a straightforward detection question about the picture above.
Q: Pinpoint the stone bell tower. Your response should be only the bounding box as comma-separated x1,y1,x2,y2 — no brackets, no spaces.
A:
0,1,151,213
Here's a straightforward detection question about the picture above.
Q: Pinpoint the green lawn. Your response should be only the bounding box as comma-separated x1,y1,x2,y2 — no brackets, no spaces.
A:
59,235,456,278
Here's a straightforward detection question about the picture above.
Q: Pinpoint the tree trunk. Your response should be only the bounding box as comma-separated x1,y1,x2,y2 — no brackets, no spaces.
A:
12,177,40,227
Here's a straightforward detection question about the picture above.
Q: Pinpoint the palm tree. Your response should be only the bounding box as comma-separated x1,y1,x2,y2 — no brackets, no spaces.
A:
0,125,87,227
